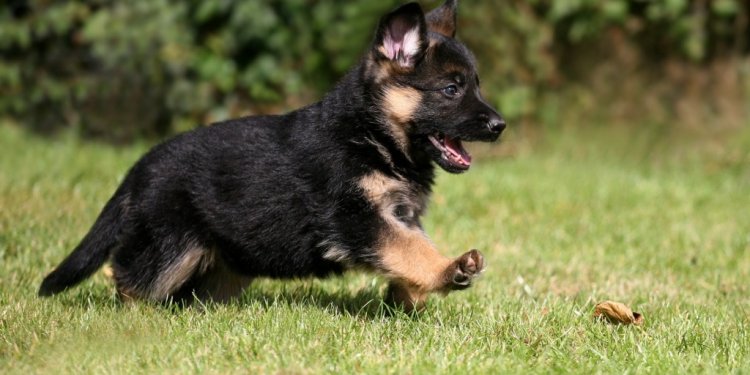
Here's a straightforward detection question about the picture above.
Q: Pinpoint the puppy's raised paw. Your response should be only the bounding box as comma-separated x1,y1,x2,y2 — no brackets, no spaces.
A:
446,249,485,291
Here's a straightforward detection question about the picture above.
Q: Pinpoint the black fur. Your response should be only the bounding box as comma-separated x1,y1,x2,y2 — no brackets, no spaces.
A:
39,1,505,305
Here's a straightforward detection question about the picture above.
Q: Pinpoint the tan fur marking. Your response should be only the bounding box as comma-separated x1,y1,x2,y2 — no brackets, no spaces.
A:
383,86,420,124
151,244,212,300
359,172,452,293
359,171,407,208
382,86,421,153
379,226,452,292
359,171,429,223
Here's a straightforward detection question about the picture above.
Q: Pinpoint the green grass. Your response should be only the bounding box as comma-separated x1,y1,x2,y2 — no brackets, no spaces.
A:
1,122,749,374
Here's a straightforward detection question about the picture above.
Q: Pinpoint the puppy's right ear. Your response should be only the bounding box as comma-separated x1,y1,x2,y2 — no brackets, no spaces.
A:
372,3,428,69
426,0,457,38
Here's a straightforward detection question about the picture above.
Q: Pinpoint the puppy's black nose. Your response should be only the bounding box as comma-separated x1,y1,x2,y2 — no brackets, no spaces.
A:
481,113,506,134
488,118,506,134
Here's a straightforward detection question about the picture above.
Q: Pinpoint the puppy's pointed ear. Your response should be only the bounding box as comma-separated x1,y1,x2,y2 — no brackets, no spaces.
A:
373,3,428,69
426,0,457,38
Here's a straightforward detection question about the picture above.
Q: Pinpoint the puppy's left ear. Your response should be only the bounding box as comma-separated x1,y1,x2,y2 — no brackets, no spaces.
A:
426,0,457,38
373,2,428,69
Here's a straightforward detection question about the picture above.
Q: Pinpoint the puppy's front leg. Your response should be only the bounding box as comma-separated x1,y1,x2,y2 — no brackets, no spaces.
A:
377,227,485,312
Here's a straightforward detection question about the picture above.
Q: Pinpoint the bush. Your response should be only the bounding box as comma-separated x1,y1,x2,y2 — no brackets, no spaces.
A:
0,0,748,141
0,0,400,140
460,0,750,123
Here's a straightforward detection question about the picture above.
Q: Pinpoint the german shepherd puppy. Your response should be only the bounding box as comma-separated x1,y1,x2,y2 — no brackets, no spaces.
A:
39,0,505,311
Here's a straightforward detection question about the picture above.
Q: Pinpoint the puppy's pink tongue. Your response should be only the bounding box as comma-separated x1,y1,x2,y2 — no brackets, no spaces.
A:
443,136,472,165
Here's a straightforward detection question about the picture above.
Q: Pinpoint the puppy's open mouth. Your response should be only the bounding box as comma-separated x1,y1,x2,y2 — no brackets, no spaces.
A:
428,133,472,170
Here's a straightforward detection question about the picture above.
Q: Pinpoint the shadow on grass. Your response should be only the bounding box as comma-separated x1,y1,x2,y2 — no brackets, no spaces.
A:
234,285,403,320
48,280,421,321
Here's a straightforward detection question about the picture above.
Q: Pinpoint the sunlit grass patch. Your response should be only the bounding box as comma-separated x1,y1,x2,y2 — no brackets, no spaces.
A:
1,123,748,373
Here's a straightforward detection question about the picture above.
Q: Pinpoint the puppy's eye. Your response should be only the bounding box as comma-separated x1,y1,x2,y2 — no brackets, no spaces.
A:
442,85,459,97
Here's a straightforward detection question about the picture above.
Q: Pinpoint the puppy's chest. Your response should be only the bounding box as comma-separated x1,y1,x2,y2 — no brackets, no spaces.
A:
358,172,430,228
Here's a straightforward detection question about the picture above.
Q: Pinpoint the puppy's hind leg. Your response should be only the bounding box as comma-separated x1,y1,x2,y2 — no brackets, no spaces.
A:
112,233,215,303
173,251,253,304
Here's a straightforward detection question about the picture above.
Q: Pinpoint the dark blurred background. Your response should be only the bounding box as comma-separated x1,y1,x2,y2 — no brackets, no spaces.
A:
1,0,748,142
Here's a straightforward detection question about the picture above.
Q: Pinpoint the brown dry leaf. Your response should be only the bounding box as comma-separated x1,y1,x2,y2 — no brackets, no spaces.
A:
593,301,644,325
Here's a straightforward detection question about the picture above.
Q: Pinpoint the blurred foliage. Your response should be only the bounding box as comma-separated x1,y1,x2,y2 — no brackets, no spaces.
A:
461,0,750,121
0,0,401,140
0,0,748,141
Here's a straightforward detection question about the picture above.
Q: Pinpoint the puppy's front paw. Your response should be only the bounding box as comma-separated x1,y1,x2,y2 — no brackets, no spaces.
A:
447,249,484,290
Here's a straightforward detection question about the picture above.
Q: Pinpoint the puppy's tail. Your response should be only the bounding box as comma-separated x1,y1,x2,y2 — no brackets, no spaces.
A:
38,190,129,297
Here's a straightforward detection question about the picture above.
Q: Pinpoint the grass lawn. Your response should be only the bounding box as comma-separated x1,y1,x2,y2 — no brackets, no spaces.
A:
1,122,749,373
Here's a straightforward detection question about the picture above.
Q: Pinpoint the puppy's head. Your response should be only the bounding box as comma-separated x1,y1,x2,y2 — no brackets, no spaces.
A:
367,1,505,173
